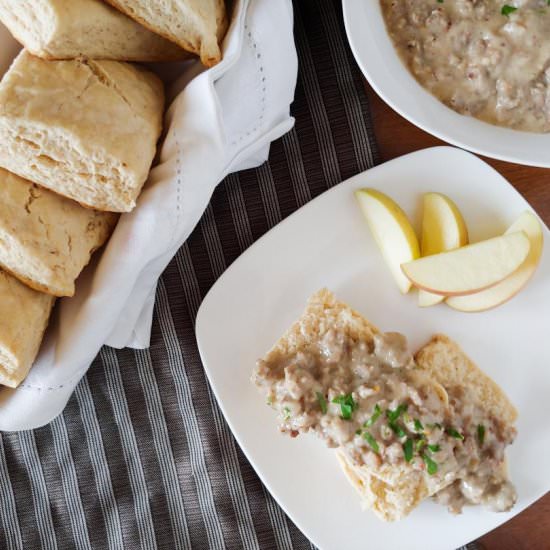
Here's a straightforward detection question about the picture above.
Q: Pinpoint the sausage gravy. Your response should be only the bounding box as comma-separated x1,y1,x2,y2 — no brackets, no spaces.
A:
254,329,517,514
380,0,550,132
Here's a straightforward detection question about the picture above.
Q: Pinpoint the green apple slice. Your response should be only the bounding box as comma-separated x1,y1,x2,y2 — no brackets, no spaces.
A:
447,211,543,312
355,188,420,294
419,192,469,307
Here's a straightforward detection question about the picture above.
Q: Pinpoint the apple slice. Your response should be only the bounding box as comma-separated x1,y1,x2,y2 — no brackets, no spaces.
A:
419,192,469,307
355,188,420,294
447,212,543,312
421,192,469,255
401,231,530,296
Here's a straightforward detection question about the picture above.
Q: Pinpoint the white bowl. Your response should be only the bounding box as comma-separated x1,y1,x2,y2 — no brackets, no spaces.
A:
342,0,550,168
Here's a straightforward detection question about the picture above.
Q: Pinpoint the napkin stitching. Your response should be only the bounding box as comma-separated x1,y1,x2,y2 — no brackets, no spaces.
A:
174,136,183,243
19,383,66,391
19,372,83,392
230,24,266,146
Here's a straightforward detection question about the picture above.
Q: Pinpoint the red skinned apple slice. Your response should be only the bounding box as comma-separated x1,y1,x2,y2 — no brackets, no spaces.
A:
447,212,543,311
401,231,530,296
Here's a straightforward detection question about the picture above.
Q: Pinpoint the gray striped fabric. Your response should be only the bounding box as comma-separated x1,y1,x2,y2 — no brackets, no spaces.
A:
0,1,480,549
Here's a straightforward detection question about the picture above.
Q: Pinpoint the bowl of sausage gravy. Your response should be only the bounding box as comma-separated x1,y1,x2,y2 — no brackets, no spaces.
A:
343,0,550,167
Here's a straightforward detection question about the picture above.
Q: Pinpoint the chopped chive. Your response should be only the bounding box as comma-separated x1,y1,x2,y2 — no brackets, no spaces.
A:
403,438,414,462
363,432,379,453
386,403,408,423
414,419,424,432
316,392,327,414
283,406,291,420
427,444,441,453
446,427,464,440
501,5,518,16
477,424,486,446
416,438,426,453
355,429,362,435
332,394,357,420
423,453,438,475
266,397,273,406
389,422,406,438
364,404,382,427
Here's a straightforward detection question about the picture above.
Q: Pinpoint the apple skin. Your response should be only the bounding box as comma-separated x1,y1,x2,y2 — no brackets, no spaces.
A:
401,231,531,296
419,192,469,307
355,188,420,294
447,211,543,312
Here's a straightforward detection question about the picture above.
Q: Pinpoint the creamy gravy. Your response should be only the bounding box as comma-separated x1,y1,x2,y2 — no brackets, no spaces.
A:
380,0,550,132
253,330,517,514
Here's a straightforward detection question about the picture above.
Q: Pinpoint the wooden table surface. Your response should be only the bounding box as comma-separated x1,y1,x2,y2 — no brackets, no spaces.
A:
365,83,550,550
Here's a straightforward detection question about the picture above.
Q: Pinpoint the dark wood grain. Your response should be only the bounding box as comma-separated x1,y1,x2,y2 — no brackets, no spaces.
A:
365,83,550,550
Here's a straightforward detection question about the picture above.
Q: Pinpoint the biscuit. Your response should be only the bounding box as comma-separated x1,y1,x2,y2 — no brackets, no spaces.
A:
0,269,54,388
0,167,118,297
105,0,228,66
0,51,164,212
0,0,189,61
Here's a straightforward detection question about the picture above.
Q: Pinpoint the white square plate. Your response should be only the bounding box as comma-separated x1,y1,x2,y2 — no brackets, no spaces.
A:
196,147,550,550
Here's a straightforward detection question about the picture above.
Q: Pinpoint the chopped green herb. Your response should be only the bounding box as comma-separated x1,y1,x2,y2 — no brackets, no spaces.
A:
363,432,379,453
428,422,443,431
416,438,426,453
423,453,438,475
364,404,382,427
437,0,444,3
283,406,291,420
414,419,424,433
501,5,518,16
403,438,414,462
427,444,441,453
332,394,358,420
266,397,273,406
477,424,486,446
386,403,408,423
355,429,362,435
446,427,464,440
316,392,327,414
389,422,407,438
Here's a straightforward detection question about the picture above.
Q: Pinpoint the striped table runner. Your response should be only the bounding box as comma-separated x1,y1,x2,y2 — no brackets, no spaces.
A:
0,1,479,548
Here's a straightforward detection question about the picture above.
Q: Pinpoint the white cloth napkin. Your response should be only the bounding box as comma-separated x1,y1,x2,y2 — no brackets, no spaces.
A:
0,0,297,431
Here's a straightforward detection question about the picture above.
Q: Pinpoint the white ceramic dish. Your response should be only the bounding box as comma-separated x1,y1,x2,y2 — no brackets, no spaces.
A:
196,147,550,550
342,0,550,168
